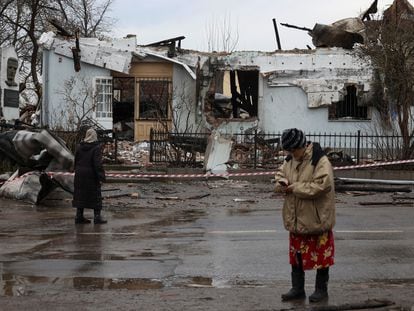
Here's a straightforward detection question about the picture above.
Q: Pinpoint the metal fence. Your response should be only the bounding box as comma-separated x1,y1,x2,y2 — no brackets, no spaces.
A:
150,129,412,168
1,124,411,168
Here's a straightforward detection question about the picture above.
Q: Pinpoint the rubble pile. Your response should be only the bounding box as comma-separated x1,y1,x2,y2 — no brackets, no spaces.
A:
103,140,151,166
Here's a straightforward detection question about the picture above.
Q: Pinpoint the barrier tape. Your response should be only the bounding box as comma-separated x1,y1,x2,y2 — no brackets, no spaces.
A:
3,158,414,182
332,158,414,170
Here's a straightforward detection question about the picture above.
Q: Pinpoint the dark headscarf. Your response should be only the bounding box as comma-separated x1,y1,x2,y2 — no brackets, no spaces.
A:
281,128,306,151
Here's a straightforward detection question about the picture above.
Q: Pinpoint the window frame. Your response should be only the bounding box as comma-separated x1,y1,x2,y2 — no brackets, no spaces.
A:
93,76,113,120
328,85,370,121
136,77,172,121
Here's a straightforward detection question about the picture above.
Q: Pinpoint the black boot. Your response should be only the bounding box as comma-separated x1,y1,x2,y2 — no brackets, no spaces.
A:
94,209,107,224
281,265,306,301
75,208,91,224
309,267,329,302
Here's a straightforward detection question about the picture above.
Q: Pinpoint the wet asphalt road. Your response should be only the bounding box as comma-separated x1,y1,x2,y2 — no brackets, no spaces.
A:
0,180,413,310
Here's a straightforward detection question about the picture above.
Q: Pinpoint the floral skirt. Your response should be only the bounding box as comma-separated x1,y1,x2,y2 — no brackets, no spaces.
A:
289,230,335,270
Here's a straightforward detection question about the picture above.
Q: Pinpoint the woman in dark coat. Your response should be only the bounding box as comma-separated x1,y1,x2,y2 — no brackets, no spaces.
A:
72,128,107,224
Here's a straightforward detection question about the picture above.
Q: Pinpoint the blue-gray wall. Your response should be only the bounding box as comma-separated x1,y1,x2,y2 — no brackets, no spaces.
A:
42,50,110,130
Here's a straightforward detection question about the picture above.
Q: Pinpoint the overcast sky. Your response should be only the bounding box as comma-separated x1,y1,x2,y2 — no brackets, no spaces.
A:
109,0,401,51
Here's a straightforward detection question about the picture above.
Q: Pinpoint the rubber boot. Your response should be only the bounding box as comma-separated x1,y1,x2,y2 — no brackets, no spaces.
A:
94,209,107,224
281,265,306,301
75,208,91,224
309,267,329,302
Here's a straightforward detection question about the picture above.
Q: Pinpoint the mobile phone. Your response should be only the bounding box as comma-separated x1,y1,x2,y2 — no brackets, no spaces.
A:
278,180,288,186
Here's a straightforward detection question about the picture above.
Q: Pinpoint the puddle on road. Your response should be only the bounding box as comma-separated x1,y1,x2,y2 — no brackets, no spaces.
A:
187,276,213,287
0,274,164,296
74,277,164,290
181,276,232,288
0,273,270,295
227,208,253,216
148,209,206,228
38,253,127,260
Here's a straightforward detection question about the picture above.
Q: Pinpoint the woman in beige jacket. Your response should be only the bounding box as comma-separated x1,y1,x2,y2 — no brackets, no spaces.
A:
275,128,335,303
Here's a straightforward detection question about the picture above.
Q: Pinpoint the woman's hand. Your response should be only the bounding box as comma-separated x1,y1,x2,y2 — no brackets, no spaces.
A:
285,185,294,194
280,184,294,194
278,178,293,194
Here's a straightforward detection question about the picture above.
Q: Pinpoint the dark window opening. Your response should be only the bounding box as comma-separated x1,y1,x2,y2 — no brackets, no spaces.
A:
113,77,135,139
328,85,368,120
213,70,259,119
113,77,134,123
138,78,171,120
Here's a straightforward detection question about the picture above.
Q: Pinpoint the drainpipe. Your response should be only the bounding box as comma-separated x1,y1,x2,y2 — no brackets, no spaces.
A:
42,50,50,127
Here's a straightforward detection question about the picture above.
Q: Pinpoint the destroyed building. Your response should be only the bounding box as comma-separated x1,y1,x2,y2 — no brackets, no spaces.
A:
39,28,377,141
36,0,414,144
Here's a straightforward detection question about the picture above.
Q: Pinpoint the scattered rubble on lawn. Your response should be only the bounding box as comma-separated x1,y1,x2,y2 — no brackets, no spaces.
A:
103,140,151,166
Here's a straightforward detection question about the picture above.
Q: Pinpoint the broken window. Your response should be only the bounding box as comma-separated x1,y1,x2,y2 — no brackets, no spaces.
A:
138,78,171,120
213,69,259,119
95,77,113,118
328,85,368,120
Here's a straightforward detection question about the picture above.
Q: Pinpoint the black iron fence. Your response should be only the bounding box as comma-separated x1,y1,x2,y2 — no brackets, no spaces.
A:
1,124,412,169
150,129,413,169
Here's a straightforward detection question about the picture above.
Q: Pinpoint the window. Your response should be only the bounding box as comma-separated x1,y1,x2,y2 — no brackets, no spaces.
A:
212,69,259,119
329,85,368,120
95,77,112,118
138,78,171,119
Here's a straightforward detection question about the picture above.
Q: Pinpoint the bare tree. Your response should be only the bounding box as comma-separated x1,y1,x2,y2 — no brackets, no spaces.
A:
0,0,115,111
205,13,239,53
0,0,57,104
51,76,96,131
359,2,414,159
54,0,115,38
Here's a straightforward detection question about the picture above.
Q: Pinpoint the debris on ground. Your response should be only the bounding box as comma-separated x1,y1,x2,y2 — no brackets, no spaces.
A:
0,129,74,203
298,298,395,311
359,200,413,206
336,184,412,193
233,198,256,203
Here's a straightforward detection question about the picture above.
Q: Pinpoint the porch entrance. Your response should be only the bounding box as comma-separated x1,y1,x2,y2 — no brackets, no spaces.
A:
131,62,173,142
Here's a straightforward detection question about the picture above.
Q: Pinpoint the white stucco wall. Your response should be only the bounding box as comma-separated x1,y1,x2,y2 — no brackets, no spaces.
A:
42,50,111,129
259,85,373,134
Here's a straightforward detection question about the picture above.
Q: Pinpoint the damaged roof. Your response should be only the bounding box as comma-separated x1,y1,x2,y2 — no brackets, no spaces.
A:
38,31,196,79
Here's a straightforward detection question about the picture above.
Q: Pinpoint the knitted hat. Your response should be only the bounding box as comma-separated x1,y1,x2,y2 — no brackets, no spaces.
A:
281,128,306,150
83,128,98,143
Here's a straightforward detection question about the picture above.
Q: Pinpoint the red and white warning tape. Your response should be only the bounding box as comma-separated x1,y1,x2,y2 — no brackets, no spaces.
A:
4,158,414,182
52,158,414,179
332,159,414,171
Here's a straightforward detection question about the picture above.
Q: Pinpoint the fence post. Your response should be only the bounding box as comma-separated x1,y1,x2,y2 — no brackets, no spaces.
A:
149,128,154,163
254,129,257,169
356,130,361,165
114,132,118,163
